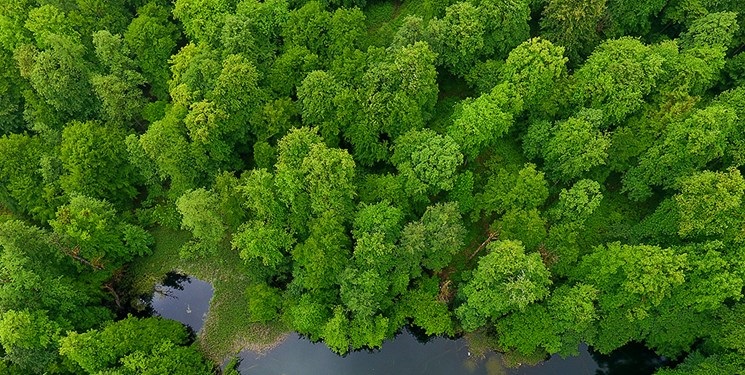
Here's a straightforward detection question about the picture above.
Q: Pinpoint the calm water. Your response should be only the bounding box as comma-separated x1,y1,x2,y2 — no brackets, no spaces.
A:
150,274,668,375
150,272,213,332
236,331,600,375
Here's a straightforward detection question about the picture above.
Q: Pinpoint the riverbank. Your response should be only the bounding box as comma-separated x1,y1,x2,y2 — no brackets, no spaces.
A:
125,226,289,361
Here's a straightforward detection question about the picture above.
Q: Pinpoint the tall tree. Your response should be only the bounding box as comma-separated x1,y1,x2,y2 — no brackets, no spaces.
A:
456,240,552,331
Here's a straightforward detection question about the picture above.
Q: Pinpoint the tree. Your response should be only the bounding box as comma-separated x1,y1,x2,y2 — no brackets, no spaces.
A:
540,0,607,62
448,83,523,160
391,129,463,199
138,105,202,197
571,37,665,125
400,202,466,272
301,143,356,219
91,31,146,126
680,12,739,51
426,0,530,76
0,134,61,221
576,242,687,352
426,2,485,76
500,37,567,117
124,2,180,99
340,42,438,166
168,43,221,105
50,196,152,269
623,104,736,200
606,0,667,37
543,109,611,181
328,7,365,58
292,212,350,291
456,240,552,331
674,168,745,239
0,48,26,135
400,276,455,336
281,1,331,56
495,283,598,357
19,34,98,121
0,220,110,324
475,163,549,218
267,45,320,97
172,0,231,46
496,208,547,251
224,0,289,66
176,188,226,258
60,121,139,205
209,53,264,134
59,316,212,374
0,310,62,374
23,5,78,49
298,70,340,144
232,219,294,274
548,179,603,226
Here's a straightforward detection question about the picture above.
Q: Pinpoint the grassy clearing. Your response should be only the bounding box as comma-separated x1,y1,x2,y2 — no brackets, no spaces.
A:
125,226,288,362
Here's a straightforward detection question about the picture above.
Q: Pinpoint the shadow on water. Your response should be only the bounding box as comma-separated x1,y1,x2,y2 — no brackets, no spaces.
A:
592,343,673,375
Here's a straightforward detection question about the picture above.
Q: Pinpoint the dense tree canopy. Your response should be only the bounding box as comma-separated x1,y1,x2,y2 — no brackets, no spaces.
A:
1,0,745,373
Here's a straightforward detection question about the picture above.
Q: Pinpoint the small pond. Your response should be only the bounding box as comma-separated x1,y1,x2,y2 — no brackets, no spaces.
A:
149,274,669,375
149,272,213,332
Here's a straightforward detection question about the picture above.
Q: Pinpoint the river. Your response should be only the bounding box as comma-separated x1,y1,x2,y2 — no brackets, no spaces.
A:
148,273,669,375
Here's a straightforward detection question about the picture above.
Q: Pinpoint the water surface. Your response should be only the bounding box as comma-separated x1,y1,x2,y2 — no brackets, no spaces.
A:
149,275,668,375
236,330,600,375
150,272,213,332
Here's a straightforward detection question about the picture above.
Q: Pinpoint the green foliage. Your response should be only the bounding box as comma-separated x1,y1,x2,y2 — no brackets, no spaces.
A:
173,0,231,46
624,104,737,200
124,2,180,99
59,316,212,374
401,202,466,271
401,277,455,336
50,196,152,268
674,168,745,239
501,37,567,116
0,310,62,374
540,0,606,62
571,38,665,125
0,220,111,330
543,109,611,181
391,129,464,198
449,83,523,160
60,121,139,205
176,188,226,258
496,208,546,251
495,283,598,356
456,240,551,331
246,283,283,322
232,219,294,271
606,0,666,37
426,0,530,76
0,134,61,221
21,35,98,121
476,163,549,218
3,0,745,370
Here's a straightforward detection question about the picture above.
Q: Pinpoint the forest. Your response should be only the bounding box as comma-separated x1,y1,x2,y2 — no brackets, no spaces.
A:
1,0,745,373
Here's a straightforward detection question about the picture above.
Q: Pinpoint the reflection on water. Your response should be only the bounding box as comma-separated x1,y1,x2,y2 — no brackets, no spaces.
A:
234,329,601,375
149,272,213,333
593,343,673,375
147,275,668,375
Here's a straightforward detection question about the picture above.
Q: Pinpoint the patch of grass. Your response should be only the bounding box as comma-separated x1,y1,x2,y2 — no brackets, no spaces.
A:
126,226,288,362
